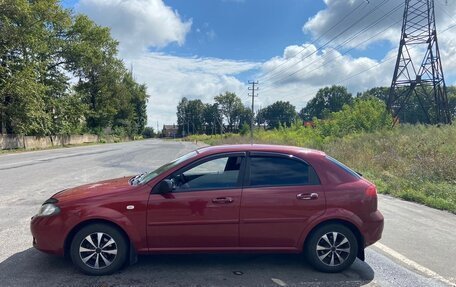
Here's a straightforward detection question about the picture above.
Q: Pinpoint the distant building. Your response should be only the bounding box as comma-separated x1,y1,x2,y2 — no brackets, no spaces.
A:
303,121,315,128
162,124,178,138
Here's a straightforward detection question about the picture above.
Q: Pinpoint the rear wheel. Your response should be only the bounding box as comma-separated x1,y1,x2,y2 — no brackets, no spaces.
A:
70,224,128,275
305,224,358,273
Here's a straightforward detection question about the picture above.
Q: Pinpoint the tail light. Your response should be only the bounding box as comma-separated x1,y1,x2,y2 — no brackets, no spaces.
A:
365,185,377,197
365,185,378,211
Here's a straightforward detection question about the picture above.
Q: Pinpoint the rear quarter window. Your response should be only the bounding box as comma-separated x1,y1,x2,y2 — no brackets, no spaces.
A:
325,156,362,182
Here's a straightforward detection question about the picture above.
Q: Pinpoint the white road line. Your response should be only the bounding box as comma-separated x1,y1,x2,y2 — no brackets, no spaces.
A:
0,155,77,169
271,278,288,287
374,242,455,286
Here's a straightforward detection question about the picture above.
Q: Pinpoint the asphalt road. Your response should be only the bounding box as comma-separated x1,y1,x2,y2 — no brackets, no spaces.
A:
0,139,454,287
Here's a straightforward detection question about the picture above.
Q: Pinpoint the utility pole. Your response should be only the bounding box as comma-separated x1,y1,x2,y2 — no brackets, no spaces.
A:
388,0,451,125
248,81,259,144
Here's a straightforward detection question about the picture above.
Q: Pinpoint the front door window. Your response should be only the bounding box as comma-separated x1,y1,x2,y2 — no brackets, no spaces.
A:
171,155,243,191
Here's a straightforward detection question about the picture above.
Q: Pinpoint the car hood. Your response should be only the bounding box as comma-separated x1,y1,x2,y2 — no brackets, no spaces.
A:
52,176,134,203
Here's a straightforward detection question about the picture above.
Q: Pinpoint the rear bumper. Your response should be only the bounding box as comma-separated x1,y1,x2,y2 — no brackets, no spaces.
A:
363,210,384,247
30,215,66,256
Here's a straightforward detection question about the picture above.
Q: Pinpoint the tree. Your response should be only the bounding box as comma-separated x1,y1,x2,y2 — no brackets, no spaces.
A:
238,106,253,131
176,98,205,135
0,1,148,136
109,73,148,137
300,85,353,120
186,99,205,134
203,103,223,135
214,92,243,132
256,107,267,129
447,87,456,120
261,101,297,129
358,87,389,103
176,97,189,136
359,86,444,124
0,0,73,135
142,127,155,138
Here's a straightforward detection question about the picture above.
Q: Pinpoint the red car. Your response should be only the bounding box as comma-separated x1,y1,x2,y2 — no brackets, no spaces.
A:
31,144,383,275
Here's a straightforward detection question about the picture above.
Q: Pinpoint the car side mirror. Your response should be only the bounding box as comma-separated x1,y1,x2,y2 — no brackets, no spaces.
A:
154,179,173,194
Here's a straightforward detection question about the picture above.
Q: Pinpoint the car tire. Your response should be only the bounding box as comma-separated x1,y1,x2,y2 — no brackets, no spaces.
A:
70,223,128,275
305,223,358,273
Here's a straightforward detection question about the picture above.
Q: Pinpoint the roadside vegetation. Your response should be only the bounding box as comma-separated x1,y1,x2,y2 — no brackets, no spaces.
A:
183,87,456,214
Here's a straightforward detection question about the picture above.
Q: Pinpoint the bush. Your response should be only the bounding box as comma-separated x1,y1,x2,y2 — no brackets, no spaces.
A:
142,127,155,138
315,98,393,138
239,123,250,136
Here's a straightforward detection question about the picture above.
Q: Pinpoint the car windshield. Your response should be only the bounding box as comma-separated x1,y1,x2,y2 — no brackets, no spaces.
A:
132,150,198,185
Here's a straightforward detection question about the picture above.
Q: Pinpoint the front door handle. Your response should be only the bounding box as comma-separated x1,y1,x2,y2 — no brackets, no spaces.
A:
297,193,319,200
212,197,234,204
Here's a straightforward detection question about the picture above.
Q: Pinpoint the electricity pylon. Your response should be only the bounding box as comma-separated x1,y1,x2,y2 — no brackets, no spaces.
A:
388,0,451,125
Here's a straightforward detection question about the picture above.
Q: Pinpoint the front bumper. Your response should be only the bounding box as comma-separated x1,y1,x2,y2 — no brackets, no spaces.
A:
30,215,66,256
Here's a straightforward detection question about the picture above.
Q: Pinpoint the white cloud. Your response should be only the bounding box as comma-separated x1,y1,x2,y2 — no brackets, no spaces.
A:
78,0,192,57
303,0,402,49
129,53,260,127
302,0,456,50
255,43,396,111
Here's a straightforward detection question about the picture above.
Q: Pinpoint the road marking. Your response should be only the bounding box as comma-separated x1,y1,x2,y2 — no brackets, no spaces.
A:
271,278,288,287
374,242,455,286
0,155,75,169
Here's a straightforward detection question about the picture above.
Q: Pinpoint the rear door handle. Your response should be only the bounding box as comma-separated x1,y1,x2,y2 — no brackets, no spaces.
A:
212,197,234,204
297,193,319,200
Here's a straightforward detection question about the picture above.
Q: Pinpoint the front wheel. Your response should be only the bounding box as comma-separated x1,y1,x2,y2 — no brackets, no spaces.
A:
70,223,128,275
305,224,358,273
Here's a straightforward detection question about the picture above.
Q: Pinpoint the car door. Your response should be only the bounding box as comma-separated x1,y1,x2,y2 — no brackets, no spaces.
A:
147,153,245,249
240,152,325,249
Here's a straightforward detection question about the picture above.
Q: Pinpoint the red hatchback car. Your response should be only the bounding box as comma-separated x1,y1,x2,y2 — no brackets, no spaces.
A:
31,144,383,275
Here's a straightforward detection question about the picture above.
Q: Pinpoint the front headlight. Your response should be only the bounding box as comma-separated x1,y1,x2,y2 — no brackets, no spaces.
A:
36,203,60,217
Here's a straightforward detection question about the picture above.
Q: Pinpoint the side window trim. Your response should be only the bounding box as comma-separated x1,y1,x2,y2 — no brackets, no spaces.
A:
245,152,321,188
167,152,246,193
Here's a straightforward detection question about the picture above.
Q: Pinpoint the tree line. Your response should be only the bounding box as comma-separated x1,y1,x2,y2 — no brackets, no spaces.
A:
176,85,456,136
0,0,148,137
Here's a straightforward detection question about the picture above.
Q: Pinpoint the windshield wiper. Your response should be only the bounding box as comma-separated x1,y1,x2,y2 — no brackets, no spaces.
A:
130,172,148,185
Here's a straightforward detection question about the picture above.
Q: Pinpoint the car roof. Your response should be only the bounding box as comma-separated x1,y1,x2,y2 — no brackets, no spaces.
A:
196,144,326,158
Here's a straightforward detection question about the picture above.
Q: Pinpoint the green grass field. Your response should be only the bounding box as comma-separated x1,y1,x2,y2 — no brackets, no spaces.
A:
187,124,456,213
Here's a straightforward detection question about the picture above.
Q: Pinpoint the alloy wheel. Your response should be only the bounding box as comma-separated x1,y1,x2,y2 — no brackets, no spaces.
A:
79,232,118,269
315,231,351,267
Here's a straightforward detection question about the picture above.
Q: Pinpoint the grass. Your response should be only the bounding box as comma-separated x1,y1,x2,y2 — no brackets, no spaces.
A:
186,124,456,214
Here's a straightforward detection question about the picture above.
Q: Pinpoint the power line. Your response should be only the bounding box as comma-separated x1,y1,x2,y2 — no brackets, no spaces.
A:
263,21,456,109
436,0,456,25
258,0,393,84
256,0,369,82
260,1,404,93
260,0,401,89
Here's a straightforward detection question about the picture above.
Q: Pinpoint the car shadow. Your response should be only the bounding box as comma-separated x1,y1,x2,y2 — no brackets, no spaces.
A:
0,248,374,287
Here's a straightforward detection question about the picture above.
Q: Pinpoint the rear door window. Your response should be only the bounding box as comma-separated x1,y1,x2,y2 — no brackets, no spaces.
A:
248,155,320,187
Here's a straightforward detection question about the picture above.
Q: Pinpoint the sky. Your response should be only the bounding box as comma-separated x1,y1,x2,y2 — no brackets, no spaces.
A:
60,0,456,129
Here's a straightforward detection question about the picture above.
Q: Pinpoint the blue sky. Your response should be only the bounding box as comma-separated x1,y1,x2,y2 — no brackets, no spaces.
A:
61,0,456,127
161,0,325,61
